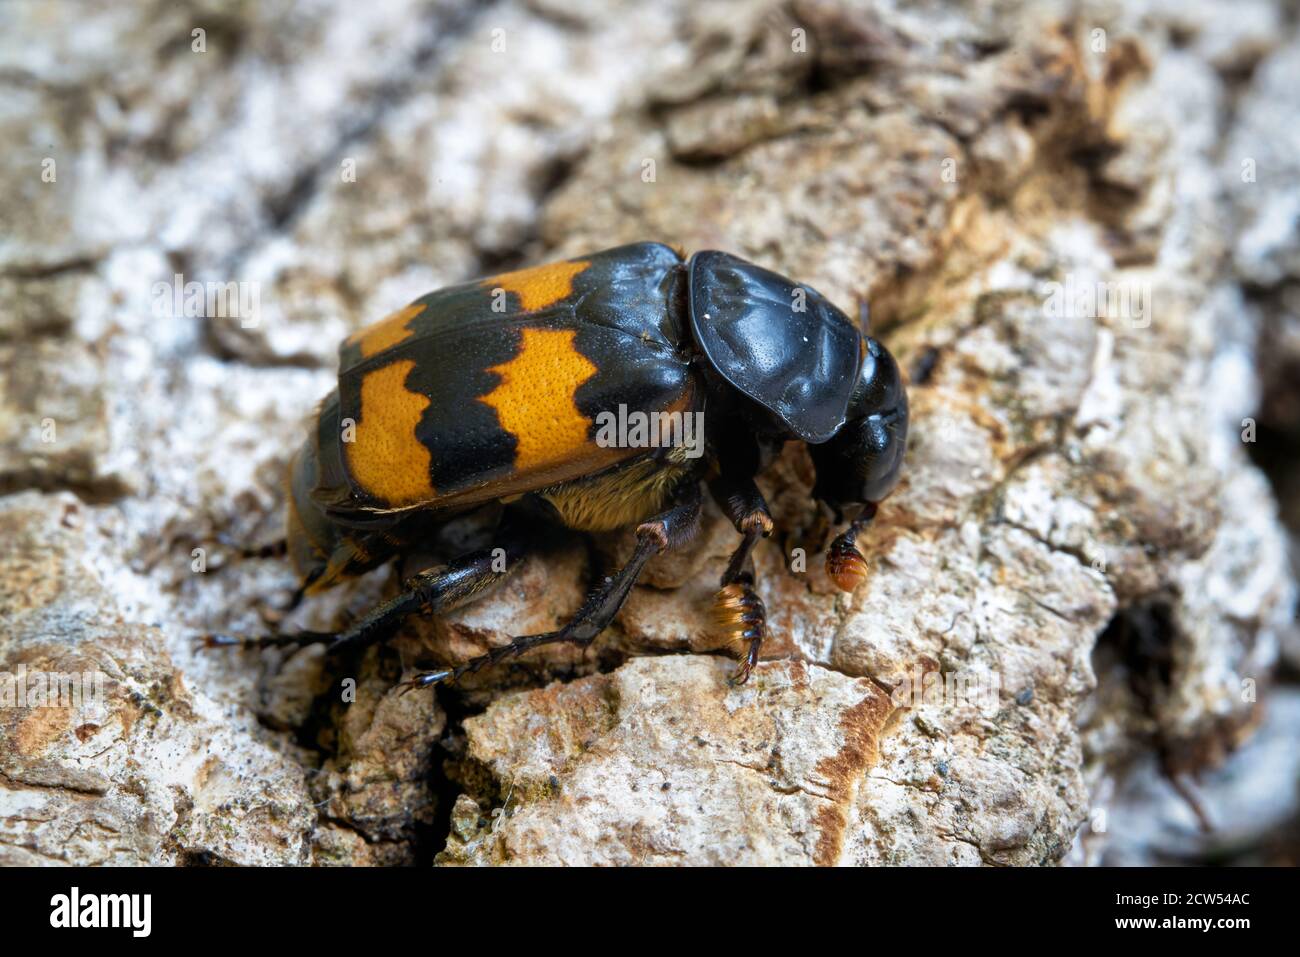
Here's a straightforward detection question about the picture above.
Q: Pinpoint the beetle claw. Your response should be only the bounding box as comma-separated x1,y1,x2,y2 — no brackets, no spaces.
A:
396,669,455,695
728,656,756,687
199,633,243,649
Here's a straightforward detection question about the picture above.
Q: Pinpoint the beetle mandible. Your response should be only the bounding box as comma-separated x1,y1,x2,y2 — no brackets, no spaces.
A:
208,243,908,688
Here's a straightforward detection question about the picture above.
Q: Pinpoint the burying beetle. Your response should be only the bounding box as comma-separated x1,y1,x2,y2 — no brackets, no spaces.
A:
208,243,908,688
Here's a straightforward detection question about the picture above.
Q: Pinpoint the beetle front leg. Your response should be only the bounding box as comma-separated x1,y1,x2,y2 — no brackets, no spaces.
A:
707,474,772,684
709,474,773,586
398,488,703,691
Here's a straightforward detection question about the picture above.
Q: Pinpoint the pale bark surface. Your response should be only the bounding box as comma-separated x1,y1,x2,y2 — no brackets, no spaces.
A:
1,0,1297,865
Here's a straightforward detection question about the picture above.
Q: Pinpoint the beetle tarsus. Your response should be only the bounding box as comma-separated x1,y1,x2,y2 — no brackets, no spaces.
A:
826,538,869,592
728,629,763,686
729,648,760,687
826,502,878,592
239,538,288,560
713,580,766,685
396,630,564,692
201,633,242,648
198,630,334,651
208,535,289,570
396,669,454,694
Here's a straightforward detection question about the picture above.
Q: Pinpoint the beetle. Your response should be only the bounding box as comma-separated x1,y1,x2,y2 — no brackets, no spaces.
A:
209,243,908,688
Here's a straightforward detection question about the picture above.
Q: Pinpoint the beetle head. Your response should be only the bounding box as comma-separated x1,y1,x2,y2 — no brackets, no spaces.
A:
809,335,908,513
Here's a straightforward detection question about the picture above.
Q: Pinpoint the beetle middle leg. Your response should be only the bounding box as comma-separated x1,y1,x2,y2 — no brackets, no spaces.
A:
398,487,703,691
708,474,772,684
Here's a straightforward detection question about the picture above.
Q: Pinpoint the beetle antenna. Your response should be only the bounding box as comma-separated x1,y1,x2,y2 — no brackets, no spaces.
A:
855,295,870,332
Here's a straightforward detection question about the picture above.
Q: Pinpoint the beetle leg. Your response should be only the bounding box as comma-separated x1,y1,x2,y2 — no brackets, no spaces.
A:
202,520,533,654
211,533,290,561
398,488,703,691
326,537,530,656
707,475,771,682
708,474,773,587
237,538,288,560
826,501,878,591
201,628,335,650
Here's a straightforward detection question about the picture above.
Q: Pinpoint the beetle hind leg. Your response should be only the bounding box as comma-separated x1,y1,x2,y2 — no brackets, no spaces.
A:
398,488,703,691
201,627,333,651
202,519,534,656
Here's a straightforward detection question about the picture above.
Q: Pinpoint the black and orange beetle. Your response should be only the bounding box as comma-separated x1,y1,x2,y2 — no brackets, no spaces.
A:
210,243,908,687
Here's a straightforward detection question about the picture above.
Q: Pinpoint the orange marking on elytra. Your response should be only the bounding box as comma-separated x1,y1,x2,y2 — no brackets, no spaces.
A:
347,303,425,358
346,359,435,506
483,260,590,312
479,328,598,475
